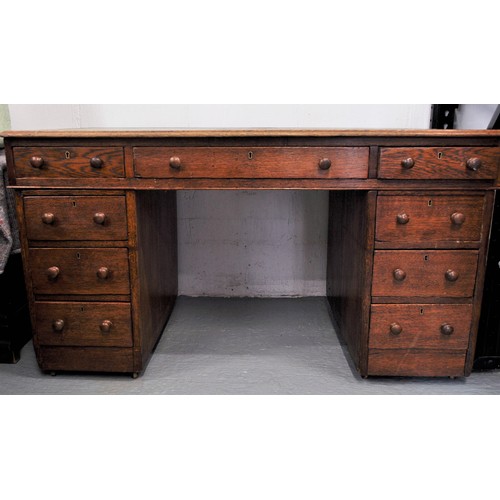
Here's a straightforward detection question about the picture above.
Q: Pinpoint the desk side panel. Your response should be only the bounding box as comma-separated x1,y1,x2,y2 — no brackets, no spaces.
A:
327,191,376,376
132,190,178,372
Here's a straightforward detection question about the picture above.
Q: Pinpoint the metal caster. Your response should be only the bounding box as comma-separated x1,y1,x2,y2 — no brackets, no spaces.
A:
132,372,139,379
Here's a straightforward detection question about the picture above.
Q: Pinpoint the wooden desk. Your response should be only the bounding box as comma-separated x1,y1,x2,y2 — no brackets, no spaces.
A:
2,129,500,378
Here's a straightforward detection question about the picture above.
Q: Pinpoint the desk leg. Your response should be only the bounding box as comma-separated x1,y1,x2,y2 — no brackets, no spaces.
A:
326,190,376,377
130,190,178,374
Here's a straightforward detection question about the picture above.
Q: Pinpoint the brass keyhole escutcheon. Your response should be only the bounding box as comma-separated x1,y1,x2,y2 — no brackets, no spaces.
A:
65,151,71,159
438,152,443,159
248,151,253,160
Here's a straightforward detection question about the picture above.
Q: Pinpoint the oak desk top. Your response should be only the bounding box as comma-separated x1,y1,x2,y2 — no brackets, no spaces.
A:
3,128,500,139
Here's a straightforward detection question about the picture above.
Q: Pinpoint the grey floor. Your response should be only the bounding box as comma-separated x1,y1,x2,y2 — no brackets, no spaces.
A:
1,297,500,394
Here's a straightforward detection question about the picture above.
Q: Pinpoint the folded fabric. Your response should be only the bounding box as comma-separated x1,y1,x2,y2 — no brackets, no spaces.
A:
0,149,20,273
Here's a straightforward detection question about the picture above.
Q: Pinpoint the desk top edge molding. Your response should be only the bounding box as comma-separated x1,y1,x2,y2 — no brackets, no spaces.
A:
3,128,500,139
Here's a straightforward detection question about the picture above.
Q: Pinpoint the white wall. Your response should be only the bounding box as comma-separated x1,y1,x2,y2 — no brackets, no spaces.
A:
455,104,498,129
8,104,431,296
9,104,431,130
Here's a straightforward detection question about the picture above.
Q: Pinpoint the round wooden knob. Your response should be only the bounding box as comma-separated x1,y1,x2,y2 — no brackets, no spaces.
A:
100,320,113,334
97,267,110,279
390,323,403,335
440,323,454,335
93,212,106,225
41,213,55,225
393,268,407,281
396,213,410,225
445,269,459,282
466,157,482,172
318,158,332,170
52,319,65,332
450,212,466,226
30,156,44,168
90,157,103,169
47,266,60,280
401,158,415,169
169,156,182,169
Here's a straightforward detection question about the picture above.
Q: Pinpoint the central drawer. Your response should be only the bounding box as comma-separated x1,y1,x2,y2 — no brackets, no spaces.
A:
133,147,369,179
29,248,130,295
372,250,478,298
24,195,128,241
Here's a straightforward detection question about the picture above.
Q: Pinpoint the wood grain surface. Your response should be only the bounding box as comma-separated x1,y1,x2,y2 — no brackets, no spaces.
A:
35,301,132,347
134,146,369,179
13,146,125,178
369,303,472,349
372,250,479,298
367,349,466,377
3,128,500,138
379,147,500,180
375,193,485,246
29,248,130,295
24,195,128,241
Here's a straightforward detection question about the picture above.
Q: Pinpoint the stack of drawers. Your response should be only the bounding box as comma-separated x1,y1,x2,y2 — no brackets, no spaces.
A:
15,147,136,374
367,147,497,376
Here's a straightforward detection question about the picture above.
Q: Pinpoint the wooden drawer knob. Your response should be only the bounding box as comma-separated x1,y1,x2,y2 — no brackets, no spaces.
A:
396,213,410,225
390,323,403,335
169,156,182,169
90,157,104,169
440,323,454,335
318,158,332,170
445,269,459,282
450,212,466,226
393,268,407,281
30,156,44,168
100,320,113,334
466,157,482,172
97,267,110,279
93,212,106,225
52,319,65,332
41,213,55,225
401,158,415,169
47,266,60,280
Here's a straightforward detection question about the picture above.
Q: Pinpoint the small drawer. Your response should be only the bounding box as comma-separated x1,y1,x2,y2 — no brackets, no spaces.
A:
372,250,478,298
375,194,485,246
378,147,500,180
367,349,466,377
29,248,130,295
24,196,128,241
35,301,133,347
133,147,369,179
13,147,125,178
369,303,472,350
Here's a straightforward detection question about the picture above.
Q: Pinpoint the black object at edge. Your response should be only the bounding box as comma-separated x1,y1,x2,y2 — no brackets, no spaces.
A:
430,104,459,129
473,104,500,371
